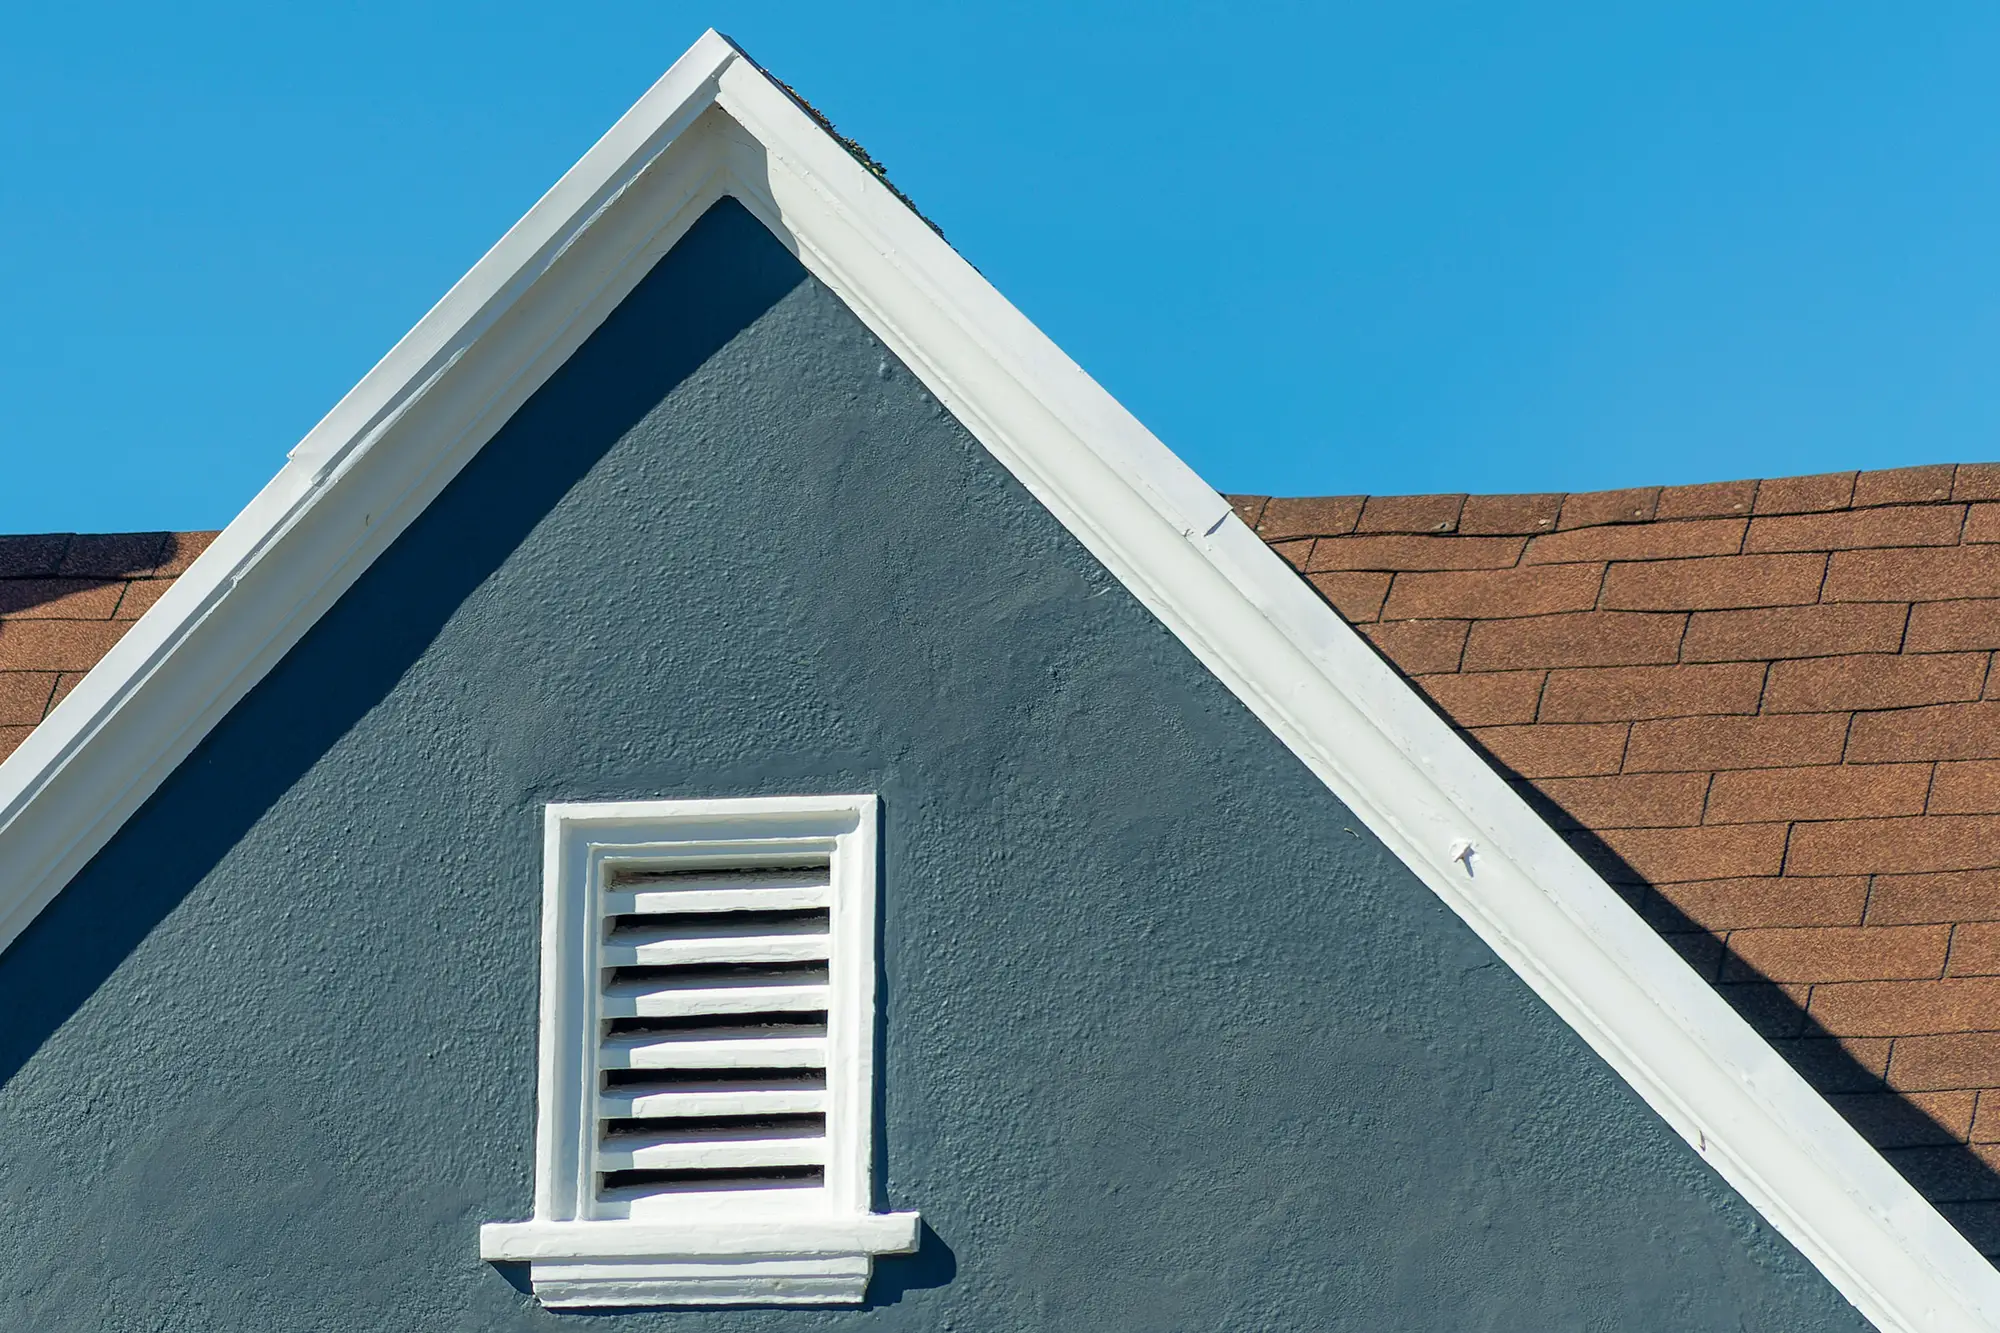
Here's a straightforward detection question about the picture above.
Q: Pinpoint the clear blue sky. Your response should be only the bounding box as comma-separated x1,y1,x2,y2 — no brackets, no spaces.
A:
4,3,1998,532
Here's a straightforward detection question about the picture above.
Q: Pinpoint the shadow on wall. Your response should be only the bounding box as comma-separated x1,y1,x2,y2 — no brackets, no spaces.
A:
0,191,811,1198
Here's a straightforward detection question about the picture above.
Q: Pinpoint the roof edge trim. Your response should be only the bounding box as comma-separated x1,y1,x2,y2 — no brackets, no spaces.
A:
0,30,1992,1332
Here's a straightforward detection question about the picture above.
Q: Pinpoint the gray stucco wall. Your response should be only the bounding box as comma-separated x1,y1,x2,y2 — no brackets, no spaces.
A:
0,199,1868,1331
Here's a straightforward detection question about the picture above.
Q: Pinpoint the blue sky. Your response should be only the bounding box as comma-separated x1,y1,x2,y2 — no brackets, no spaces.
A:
3,3,1998,531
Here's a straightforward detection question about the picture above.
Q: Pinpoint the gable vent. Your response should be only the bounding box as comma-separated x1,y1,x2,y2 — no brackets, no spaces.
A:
483,795,917,1308
594,862,834,1216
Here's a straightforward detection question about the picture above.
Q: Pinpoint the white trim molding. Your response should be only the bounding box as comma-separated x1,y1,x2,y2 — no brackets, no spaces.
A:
0,29,1993,1331
478,795,917,1307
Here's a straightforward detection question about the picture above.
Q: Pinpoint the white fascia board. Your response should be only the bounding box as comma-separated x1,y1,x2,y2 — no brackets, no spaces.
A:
0,29,1991,1332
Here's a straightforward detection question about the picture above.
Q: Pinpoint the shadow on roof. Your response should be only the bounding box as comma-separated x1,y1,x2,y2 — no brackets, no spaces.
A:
0,532,206,618
1447,679,2000,1259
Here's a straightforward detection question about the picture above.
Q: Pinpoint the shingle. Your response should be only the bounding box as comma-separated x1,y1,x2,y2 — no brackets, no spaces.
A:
1755,472,1857,515
1906,601,2000,653
1257,496,1363,540
1596,822,1788,882
1307,572,1390,621
1601,552,1826,611
1649,876,1867,929
154,531,218,575
1681,603,1907,662
1852,465,1956,508
58,532,169,577
1558,487,1659,528
1535,773,1709,828
1725,925,1949,984
1789,815,2000,876
1523,517,1744,564
1888,1033,2000,1088
0,673,56,725
1228,495,1269,529
1954,465,2000,502
1358,620,1468,675
1457,493,1562,535
1411,671,1544,726
1623,714,1850,772
0,579,123,619
1538,663,1763,722
1825,546,2000,602
1868,871,2000,925
1762,652,1987,713
1657,479,1757,519
1355,493,1465,534
1305,534,1525,572
1930,762,2000,816
0,536,69,578
1849,702,2000,762
1828,1090,1973,1146
1809,979,2000,1038
1705,764,1932,823
1269,539,1312,571
1745,505,1965,553
1382,564,1601,620
0,619,130,672
1461,611,1686,670
1468,723,1627,778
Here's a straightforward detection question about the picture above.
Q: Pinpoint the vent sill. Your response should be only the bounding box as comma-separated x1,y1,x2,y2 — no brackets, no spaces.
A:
479,1214,921,1308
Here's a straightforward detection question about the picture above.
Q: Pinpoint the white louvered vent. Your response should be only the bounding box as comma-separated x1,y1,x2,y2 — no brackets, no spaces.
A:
594,861,835,1214
481,796,918,1309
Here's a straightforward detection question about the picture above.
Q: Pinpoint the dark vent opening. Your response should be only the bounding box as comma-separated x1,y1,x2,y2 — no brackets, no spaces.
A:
600,1165,823,1193
608,907,832,933
601,1113,825,1140
608,961,830,987
612,865,829,887
602,1068,828,1091
604,1012,829,1037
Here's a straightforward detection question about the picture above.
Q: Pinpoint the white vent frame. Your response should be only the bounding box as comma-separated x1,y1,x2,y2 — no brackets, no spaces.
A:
479,795,919,1308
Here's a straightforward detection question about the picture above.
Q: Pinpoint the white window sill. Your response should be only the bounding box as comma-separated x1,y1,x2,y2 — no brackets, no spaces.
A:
478,1213,922,1307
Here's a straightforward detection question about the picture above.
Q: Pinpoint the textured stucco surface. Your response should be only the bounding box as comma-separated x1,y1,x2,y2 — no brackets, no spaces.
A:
0,199,1868,1330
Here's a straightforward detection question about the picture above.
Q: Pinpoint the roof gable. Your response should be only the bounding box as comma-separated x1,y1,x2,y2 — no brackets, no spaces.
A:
0,31,1993,1331
8,211,1869,1325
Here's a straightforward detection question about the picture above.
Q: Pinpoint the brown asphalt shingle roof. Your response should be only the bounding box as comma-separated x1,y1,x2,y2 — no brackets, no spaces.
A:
1237,462,2000,1256
0,532,217,761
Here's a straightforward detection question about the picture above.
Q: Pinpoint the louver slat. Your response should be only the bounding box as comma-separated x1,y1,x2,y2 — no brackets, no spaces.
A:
600,977,831,1018
600,1124,828,1172
601,919,832,966
604,882,830,916
600,1030,828,1070
601,1079,827,1118
593,861,837,1210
